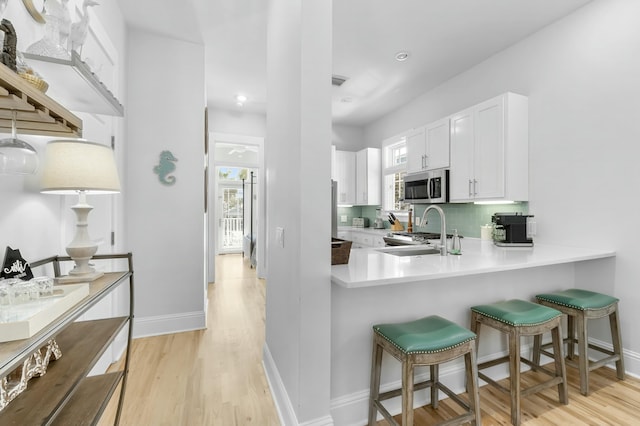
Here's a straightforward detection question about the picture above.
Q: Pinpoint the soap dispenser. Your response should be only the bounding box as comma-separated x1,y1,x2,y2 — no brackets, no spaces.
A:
450,229,462,255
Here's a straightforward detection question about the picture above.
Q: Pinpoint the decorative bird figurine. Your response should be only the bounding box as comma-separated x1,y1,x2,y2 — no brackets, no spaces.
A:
0,0,8,18
70,0,99,56
59,0,72,50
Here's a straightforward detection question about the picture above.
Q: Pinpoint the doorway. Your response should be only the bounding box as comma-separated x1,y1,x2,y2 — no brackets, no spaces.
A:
208,133,266,282
216,169,249,254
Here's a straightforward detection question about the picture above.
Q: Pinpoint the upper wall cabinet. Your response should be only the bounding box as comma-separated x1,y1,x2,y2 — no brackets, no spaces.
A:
333,147,381,206
0,63,82,137
406,118,450,174
449,92,528,202
335,150,357,205
356,147,381,206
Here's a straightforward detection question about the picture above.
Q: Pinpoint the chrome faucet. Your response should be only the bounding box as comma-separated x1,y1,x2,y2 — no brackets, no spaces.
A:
420,205,448,256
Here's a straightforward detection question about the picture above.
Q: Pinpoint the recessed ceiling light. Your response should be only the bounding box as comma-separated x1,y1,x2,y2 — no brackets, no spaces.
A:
236,94,247,106
395,51,410,62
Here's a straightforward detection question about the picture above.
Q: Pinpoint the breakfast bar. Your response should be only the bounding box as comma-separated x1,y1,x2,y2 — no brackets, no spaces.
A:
329,239,616,425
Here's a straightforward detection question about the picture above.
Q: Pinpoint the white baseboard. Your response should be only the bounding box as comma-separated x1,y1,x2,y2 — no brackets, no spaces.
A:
263,344,297,425
132,310,206,338
591,337,640,379
263,344,335,426
299,415,334,426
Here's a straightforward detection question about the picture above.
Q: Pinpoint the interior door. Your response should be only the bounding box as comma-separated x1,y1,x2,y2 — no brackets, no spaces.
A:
217,183,244,254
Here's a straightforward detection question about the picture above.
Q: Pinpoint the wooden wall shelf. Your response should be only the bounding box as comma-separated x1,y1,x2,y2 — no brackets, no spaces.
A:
24,52,124,117
0,62,82,137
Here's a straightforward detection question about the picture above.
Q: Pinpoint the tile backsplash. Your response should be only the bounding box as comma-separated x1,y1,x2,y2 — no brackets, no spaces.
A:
338,203,529,238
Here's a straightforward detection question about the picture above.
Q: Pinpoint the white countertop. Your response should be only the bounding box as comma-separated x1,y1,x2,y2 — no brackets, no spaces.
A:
331,238,615,288
337,226,389,235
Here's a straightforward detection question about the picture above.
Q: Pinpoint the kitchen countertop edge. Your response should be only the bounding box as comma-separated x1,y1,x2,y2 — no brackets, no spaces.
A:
331,240,616,289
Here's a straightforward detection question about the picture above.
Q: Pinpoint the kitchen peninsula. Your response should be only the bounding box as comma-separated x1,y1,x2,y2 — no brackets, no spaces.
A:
329,239,616,425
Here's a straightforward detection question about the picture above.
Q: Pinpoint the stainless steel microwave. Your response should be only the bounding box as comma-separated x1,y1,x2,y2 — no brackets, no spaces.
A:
403,169,449,204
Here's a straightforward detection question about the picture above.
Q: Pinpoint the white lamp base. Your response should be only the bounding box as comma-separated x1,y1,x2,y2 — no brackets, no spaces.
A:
59,191,103,284
56,271,104,284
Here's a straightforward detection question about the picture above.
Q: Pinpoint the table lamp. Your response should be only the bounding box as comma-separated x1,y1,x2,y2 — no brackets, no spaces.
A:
40,140,121,283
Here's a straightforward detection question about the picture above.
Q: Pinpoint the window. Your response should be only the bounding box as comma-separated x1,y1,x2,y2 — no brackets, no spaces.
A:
382,134,408,211
384,171,406,211
218,167,249,181
390,144,407,167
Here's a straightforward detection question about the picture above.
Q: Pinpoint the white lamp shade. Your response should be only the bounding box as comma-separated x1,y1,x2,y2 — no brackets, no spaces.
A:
40,140,121,194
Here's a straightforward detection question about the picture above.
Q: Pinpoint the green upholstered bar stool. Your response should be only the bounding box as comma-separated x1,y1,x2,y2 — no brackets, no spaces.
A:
534,289,625,396
470,299,568,426
368,315,481,426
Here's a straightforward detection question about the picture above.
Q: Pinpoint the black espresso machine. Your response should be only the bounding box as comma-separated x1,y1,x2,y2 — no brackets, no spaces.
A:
491,212,534,247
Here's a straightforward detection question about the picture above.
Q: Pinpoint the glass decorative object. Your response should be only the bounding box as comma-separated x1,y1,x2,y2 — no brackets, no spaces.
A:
0,111,39,175
25,0,70,60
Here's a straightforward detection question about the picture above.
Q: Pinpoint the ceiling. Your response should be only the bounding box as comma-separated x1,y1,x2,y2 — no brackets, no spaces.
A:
117,0,593,127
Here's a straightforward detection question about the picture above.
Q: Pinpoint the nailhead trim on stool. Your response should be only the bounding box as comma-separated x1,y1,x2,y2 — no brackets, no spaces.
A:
368,315,481,426
471,299,568,426
534,289,625,396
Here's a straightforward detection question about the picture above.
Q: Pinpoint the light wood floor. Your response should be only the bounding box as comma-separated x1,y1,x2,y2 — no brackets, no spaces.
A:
380,365,640,425
99,254,280,425
100,254,640,425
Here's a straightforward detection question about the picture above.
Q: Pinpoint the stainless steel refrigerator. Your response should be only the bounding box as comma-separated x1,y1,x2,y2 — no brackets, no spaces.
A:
331,180,338,238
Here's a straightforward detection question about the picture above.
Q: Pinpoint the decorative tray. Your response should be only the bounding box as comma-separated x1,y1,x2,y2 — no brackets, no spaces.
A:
0,284,89,342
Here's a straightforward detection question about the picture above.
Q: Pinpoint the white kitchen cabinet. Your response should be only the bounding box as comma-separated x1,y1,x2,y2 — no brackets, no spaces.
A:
449,92,528,202
406,119,450,174
337,230,351,241
356,148,381,205
425,118,450,170
335,150,357,205
344,230,386,249
406,127,426,174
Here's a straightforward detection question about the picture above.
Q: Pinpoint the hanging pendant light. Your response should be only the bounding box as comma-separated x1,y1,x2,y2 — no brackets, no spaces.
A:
0,110,39,175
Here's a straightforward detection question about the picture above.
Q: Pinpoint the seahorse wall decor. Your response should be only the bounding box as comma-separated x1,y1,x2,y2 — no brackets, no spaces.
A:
153,150,178,186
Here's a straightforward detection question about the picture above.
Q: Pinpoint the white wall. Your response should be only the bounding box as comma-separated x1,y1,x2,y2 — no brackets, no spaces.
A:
125,30,206,337
0,1,126,264
208,108,266,137
365,0,640,364
332,124,365,151
0,5,61,262
263,0,333,424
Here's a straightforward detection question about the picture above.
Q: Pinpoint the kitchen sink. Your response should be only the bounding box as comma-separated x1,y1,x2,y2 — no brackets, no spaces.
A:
377,247,441,257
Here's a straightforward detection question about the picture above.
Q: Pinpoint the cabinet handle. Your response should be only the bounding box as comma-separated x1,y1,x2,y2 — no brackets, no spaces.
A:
468,180,473,196
424,155,429,169
474,179,478,195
